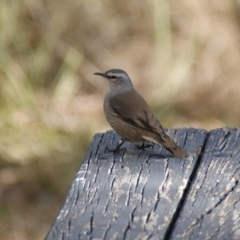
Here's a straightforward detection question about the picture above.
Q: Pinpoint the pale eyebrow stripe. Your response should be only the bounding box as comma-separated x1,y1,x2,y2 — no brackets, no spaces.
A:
107,73,126,78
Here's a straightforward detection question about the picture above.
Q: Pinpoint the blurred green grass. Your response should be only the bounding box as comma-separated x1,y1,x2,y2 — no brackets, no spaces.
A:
1,0,240,239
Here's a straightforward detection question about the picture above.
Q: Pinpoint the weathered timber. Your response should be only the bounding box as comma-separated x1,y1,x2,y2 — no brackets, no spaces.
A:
171,128,240,240
45,128,240,240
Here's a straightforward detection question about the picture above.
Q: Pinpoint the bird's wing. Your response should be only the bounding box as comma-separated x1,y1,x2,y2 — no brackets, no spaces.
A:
108,89,168,141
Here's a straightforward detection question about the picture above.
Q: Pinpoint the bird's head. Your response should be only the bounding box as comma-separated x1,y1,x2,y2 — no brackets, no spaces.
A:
94,69,133,91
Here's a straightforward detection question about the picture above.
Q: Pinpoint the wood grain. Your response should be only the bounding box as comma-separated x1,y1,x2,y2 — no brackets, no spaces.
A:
46,128,207,240
171,128,240,240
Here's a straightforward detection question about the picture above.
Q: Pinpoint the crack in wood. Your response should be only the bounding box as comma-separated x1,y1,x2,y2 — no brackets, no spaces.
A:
46,128,240,240
89,209,94,235
153,191,160,212
123,221,131,239
135,165,143,193
163,130,210,240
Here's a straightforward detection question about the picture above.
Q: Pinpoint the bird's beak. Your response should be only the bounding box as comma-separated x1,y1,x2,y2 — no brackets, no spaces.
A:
94,72,107,78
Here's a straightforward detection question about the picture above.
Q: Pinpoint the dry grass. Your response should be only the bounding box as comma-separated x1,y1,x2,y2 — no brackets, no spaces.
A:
1,0,240,239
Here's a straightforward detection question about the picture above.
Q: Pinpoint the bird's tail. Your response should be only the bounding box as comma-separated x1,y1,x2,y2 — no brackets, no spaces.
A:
161,134,188,158
142,130,188,158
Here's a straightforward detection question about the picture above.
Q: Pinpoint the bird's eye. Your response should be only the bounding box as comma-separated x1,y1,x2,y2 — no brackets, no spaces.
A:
110,76,117,80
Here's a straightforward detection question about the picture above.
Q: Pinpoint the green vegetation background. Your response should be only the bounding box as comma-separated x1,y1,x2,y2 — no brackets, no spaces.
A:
1,0,240,239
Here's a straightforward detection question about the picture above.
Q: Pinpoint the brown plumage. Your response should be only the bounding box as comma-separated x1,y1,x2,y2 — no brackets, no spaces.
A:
94,69,188,158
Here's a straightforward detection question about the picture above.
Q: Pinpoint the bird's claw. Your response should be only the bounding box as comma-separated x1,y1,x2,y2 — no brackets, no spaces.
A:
105,139,125,154
136,142,153,150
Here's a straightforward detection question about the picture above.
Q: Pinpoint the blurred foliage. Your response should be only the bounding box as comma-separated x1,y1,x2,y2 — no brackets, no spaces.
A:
1,0,240,239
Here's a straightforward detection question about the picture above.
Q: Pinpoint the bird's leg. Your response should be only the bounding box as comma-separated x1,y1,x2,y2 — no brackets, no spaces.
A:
106,139,125,153
136,142,153,150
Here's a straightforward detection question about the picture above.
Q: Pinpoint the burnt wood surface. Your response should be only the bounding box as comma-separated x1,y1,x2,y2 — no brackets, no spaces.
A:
45,128,240,240
171,128,240,240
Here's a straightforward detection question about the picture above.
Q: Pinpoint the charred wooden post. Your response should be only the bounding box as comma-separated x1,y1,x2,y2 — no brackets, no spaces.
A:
45,128,240,240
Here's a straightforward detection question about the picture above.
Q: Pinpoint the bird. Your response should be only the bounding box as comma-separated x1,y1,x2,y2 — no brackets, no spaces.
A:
94,69,188,158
